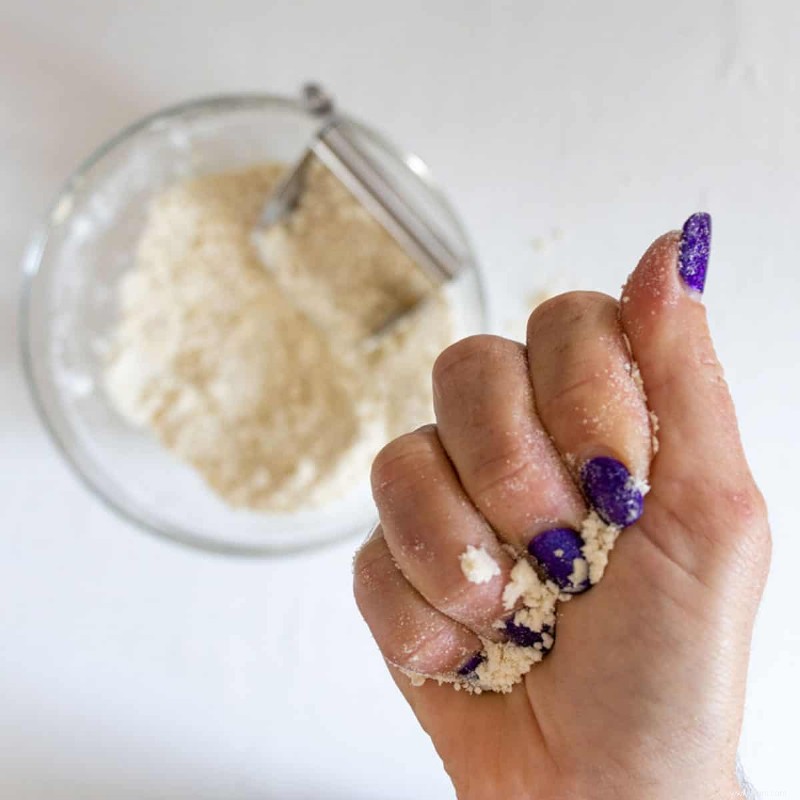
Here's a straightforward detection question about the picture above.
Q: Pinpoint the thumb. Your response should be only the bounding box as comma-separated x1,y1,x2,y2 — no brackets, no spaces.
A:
619,214,770,592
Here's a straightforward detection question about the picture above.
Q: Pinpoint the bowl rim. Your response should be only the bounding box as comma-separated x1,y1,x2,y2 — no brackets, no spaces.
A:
18,90,488,557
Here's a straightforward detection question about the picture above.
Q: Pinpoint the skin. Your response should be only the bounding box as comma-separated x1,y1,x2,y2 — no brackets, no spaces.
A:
353,230,771,800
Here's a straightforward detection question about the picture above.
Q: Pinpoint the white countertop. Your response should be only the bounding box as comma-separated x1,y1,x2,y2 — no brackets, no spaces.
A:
2,1,799,797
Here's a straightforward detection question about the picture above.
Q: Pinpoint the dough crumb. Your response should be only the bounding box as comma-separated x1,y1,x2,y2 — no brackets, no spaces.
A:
568,556,590,587
472,639,544,694
580,510,622,584
649,409,661,454
502,560,559,624
459,545,501,584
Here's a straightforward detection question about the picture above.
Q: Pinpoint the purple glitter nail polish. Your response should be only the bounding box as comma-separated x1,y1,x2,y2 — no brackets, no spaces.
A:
504,620,556,651
580,456,644,527
678,212,711,293
457,652,485,676
527,527,590,594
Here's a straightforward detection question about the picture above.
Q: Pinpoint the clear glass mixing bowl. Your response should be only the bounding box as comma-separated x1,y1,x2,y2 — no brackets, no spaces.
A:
19,94,487,555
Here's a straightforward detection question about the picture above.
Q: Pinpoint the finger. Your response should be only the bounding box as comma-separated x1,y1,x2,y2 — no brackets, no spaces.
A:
371,426,522,640
619,215,769,571
526,291,653,528
353,528,483,679
432,335,591,593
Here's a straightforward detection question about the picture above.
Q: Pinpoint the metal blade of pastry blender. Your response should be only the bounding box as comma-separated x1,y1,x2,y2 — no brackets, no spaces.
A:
258,84,332,228
311,120,462,287
258,84,463,334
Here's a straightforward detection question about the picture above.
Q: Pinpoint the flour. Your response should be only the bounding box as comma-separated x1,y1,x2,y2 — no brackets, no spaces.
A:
105,163,451,511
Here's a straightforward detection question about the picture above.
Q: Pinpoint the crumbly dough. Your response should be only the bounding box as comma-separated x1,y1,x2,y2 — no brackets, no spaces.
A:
409,560,561,695
579,511,623,585
105,162,451,511
459,545,501,584
406,511,626,694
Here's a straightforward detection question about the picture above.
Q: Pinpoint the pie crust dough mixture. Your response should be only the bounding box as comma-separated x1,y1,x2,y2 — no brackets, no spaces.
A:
105,161,451,511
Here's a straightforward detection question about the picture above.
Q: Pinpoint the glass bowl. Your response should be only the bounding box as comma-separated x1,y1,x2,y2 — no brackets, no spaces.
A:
19,93,486,555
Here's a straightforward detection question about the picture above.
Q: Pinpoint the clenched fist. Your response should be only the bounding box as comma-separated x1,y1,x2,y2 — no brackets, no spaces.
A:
355,215,770,800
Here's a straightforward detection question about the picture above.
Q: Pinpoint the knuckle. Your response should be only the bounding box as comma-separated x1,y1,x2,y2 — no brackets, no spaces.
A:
370,428,438,499
686,477,771,563
469,446,537,506
434,576,496,627
386,629,444,674
353,536,396,608
725,483,771,549
432,334,506,391
731,482,768,523
527,290,614,341
711,480,768,533
537,367,605,417
647,473,771,589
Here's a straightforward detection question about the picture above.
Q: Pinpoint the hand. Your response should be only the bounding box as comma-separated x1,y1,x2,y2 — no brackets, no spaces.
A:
354,215,771,800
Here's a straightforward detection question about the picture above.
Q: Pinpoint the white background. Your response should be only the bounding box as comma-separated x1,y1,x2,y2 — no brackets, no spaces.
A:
2,1,799,797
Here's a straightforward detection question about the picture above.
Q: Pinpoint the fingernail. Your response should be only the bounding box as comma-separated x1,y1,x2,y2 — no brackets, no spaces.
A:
678,212,711,294
457,652,485,676
527,528,590,594
580,456,644,527
504,619,556,652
